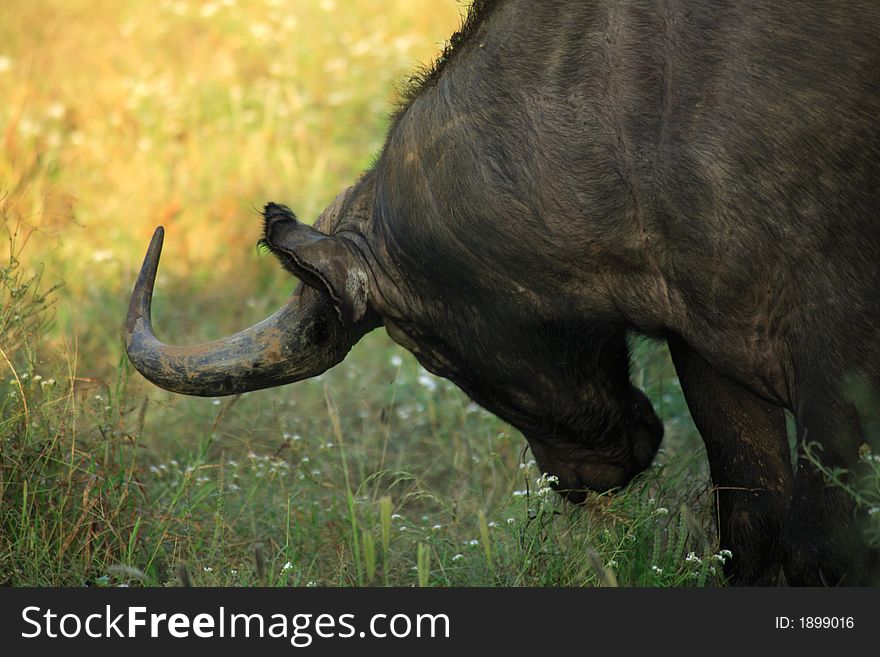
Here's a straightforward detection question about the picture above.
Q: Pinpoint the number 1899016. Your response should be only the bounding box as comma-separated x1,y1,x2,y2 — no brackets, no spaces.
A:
798,617,854,629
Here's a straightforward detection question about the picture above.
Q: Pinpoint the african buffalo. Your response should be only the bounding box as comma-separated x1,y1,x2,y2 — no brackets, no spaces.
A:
125,0,880,585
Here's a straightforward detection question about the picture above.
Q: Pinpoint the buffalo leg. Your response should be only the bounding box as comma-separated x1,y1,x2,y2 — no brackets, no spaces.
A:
668,337,792,585
785,393,878,585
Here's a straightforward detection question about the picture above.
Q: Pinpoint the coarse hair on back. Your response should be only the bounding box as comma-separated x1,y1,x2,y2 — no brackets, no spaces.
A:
394,0,503,114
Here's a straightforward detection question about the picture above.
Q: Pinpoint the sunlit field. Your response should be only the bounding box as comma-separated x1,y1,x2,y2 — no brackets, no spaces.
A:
0,0,737,586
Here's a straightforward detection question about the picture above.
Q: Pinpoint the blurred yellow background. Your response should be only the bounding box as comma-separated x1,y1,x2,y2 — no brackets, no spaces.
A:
1,0,461,374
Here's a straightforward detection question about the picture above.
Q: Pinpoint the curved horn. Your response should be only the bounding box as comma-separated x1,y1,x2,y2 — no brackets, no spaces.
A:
124,227,354,396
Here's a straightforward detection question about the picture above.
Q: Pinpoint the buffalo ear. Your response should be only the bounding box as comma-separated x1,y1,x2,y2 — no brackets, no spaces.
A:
261,203,368,327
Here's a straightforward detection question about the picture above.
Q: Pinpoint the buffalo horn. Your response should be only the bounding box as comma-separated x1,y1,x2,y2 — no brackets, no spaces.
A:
124,227,352,396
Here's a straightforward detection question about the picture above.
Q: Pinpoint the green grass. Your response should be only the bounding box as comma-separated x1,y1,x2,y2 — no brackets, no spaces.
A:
2,203,731,586
0,0,796,587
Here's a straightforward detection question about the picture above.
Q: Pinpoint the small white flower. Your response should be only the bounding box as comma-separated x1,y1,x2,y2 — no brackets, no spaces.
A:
391,513,402,520
46,103,66,120
468,539,479,546
417,373,437,391
431,524,442,531
282,561,293,571
606,559,618,568
212,399,221,406
506,518,515,524
512,490,528,497
711,550,733,564
651,565,663,574
534,473,560,497
451,554,464,561
199,2,219,18
654,507,669,516
685,552,702,564
488,521,498,528
203,566,213,572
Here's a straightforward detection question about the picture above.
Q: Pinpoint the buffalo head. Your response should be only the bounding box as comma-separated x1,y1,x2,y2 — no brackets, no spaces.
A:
126,157,663,500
